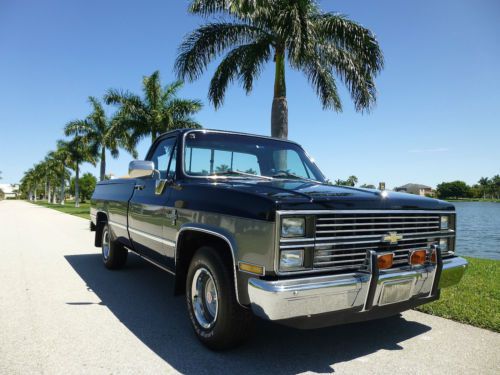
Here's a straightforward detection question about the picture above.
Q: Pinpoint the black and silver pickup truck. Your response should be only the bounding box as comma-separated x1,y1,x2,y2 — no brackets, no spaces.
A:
90,128,468,349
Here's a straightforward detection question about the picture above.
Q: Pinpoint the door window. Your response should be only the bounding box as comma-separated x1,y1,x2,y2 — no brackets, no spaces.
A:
149,138,177,179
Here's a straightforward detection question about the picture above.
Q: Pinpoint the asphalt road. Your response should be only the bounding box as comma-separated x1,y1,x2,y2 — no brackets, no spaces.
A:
1,200,499,374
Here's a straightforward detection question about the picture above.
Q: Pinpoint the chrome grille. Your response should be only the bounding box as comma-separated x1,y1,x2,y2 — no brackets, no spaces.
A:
313,212,450,270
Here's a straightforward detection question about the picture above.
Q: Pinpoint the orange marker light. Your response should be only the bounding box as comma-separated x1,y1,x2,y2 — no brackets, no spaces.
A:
377,253,394,269
410,249,427,265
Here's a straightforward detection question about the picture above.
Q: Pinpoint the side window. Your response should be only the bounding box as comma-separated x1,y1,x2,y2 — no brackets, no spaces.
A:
149,138,177,179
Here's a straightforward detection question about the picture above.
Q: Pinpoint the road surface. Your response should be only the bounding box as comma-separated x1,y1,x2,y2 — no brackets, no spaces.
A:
0,200,498,374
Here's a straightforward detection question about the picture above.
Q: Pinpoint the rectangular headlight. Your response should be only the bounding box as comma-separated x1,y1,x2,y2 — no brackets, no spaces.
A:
440,216,449,230
280,249,304,270
281,217,305,238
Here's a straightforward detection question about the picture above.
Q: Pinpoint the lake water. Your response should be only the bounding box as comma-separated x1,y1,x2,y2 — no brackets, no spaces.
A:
454,202,500,260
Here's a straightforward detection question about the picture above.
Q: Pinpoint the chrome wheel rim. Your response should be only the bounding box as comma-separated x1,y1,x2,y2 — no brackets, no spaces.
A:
102,228,110,260
191,268,218,329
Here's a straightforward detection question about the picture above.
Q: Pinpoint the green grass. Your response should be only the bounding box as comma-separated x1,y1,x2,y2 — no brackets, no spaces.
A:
416,257,500,332
30,200,91,219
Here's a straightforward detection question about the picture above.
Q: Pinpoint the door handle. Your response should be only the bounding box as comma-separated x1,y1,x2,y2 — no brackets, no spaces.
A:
134,184,145,191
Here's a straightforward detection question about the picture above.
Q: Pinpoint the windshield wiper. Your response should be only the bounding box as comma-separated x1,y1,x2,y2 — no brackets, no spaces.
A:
214,170,274,180
272,171,320,183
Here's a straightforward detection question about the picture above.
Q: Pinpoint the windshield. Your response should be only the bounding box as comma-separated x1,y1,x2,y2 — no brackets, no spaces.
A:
183,131,325,182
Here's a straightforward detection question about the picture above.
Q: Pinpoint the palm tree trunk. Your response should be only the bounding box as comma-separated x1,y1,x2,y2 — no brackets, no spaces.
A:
75,163,80,208
60,164,65,205
47,180,51,203
100,148,106,181
271,46,288,139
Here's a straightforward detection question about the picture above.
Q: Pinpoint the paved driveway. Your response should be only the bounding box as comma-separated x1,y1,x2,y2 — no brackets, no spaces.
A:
0,200,498,374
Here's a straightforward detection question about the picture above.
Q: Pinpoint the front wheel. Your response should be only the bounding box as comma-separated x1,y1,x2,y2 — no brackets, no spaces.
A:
101,223,128,269
186,246,253,350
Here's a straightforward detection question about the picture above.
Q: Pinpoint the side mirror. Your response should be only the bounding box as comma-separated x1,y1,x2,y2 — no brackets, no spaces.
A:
129,160,154,178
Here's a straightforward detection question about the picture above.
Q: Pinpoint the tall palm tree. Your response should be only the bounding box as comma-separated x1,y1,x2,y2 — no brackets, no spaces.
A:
478,177,490,199
65,97,137,181
49,141,73,205
175,0,383,138
66,136,97,207
105,71,203,143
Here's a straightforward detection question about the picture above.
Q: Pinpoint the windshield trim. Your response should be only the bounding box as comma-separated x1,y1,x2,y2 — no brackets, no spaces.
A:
180,129,326,182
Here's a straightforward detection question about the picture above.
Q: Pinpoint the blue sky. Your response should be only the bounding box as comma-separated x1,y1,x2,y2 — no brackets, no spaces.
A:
1,0,499,188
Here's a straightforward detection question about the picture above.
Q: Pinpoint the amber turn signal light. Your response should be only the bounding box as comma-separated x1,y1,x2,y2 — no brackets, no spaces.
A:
377,253,394,269
410,249,427,265
238,262,265,276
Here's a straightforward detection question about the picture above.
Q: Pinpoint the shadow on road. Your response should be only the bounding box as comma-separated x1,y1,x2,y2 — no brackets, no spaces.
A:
65,253,431,374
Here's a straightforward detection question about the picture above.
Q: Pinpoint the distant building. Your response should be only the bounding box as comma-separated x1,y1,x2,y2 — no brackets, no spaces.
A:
395,183,435,197
0,184,20,199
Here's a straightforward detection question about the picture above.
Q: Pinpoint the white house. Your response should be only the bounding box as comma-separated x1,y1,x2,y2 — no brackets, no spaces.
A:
0,184,20,199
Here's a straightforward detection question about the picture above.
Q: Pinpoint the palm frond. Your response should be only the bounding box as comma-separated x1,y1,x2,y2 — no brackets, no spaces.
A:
313,13,384,75
208,37,272,107
175,22,267,82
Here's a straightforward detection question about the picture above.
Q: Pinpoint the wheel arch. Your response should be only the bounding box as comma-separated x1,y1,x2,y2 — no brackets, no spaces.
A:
174,225,243,306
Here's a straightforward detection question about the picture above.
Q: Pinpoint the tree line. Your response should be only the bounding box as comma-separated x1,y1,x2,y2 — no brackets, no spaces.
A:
20,72,202,206
19,1,383,206
436,176,500,200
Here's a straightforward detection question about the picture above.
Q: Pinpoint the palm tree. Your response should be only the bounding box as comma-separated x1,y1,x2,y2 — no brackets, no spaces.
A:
65,97,137,181
66,136,97,207
49,141,73,205
175,0,383,138
105,71,203,143
478,177,490,199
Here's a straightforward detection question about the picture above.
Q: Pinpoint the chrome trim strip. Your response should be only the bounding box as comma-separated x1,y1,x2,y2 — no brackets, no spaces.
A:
175,226,242,306
278,210,455,215
128,227,176,247
316,225,440,234
317,216,441,221
317,220,439,227
108,220,128,231
315,230,454,242
124,246,175,276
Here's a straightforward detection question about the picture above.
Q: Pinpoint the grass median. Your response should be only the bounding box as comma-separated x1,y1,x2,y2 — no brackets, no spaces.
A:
30,200,90,219
416,256,499,332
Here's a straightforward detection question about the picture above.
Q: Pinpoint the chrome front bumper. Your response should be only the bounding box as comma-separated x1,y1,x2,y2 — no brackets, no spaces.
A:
248,256,468,321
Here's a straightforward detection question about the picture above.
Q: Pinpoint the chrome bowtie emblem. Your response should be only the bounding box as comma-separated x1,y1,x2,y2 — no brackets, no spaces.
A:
382,231,403,244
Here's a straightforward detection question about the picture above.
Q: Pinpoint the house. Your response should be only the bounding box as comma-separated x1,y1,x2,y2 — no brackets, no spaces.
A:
0,184,20,199
394,183,435,197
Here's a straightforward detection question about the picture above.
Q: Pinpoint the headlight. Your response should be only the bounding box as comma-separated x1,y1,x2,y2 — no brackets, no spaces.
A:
279,249,304,270
440,216,449,230
281,217,305,238
439,238,448,253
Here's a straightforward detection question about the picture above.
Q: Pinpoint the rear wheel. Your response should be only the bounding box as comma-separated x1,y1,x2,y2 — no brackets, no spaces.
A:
186,246,253,350
101,223,128,269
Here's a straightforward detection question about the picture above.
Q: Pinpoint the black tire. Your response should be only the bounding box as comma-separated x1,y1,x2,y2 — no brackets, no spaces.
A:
186,246,254,350
101,223,128,269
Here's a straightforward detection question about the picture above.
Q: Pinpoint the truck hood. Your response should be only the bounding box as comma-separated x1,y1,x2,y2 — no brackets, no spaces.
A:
212,179,454,211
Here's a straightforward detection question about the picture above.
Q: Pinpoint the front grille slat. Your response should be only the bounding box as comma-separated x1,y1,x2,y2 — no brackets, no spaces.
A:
310,212,452,270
